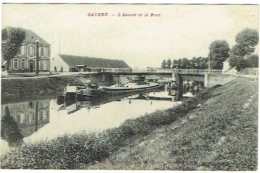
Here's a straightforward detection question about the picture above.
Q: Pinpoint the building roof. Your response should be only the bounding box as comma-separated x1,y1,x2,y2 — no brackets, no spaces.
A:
59,54,130,68
2,26,50,46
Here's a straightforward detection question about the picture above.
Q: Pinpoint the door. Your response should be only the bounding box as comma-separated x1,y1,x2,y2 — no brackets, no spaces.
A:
29,61,33,72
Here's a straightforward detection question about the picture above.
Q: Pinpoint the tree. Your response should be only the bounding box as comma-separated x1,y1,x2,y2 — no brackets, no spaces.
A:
200,57,208,69
209,40,230,69
229,28,259,71
172,59,178,68
161,60,167,68
166,59,172,68
181,57,190,69
177,59,182,69
2,27,26,72
229,55,248,72
1,106,23,147
235,28,259,56
246,54,259,68
190,57,197,68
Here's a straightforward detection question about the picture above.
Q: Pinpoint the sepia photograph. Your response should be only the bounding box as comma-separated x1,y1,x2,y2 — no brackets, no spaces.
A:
1,2,259,171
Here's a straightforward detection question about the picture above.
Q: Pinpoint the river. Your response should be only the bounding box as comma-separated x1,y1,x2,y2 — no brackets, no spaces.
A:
1,89,181,155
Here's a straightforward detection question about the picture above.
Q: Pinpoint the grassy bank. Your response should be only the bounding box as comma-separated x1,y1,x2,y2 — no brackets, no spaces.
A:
87,77,258,171
1,75,79,104
1,77,257,170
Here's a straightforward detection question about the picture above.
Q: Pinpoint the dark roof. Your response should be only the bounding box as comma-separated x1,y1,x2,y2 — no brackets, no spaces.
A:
59,54,130,68
2,26,50,46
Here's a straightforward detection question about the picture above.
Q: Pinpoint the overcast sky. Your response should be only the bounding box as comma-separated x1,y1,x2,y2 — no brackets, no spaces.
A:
2,4,259,68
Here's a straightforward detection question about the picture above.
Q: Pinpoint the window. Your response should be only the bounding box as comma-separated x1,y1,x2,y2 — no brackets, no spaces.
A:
27,46,30,56
24,45,27,55
27,60,30,68
38,47,40,56
43,60,47,70
41,47,44,56
21,46,25,55
21,59,25,69
13,59,18,70
48,48,50,57
29,46,33,57
9,59,13,69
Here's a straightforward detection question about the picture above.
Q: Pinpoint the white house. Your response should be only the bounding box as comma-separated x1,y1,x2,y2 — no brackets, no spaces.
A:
222,58,238,75
222,58,230,72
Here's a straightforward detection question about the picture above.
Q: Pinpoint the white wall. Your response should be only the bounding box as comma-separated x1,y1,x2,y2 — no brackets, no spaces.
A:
222,60,230,72
50,54,70,72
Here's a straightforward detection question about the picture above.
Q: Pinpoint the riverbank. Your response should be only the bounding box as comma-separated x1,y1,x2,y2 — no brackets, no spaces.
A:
1,73,114,104
1,77,257,170
1,75,79,104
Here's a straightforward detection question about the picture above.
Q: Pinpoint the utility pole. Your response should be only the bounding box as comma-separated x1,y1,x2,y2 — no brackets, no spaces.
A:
206,53,211,88
35,101,38,132
36,40,39,76
59,27,61,54
208,53,211,74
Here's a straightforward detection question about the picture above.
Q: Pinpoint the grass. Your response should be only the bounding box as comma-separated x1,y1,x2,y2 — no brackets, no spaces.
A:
1,77,257,170
86,77,258,171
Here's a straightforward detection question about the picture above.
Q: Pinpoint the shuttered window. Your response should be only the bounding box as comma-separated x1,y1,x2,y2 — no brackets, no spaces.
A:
21,59,25,69
41,47,44,56
13,59,18,70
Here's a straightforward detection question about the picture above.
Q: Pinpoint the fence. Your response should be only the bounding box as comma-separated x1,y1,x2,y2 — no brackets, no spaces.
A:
131,68,222,75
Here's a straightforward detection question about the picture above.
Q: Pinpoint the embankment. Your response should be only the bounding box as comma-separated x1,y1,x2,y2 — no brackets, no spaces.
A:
1,75,78,104
87,77,258,171
1,73,114,104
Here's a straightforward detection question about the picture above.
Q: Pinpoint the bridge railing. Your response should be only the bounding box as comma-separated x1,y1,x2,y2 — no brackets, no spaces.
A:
131,68,222,75
105,68,223,75
172,69,222,75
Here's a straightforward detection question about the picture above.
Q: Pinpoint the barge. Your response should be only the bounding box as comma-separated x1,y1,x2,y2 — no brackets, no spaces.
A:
79,82,162,99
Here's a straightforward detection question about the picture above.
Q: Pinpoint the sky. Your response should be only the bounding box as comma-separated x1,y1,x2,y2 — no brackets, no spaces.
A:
1,3,259,69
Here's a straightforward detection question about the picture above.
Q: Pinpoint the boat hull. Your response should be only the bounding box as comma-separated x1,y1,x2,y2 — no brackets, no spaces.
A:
80,83,163,99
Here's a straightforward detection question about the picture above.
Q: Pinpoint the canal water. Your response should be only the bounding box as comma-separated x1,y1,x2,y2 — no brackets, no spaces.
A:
1,89,181,155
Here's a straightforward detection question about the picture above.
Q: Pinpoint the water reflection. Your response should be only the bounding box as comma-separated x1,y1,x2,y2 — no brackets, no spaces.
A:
183,80,205,95
58,87,165,114
1,106,23,147
1,89,180,154
1,100,50,146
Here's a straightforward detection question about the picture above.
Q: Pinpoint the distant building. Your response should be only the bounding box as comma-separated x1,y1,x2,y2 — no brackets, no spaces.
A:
2,27,51,73
239,68,258,76
51,54,130,72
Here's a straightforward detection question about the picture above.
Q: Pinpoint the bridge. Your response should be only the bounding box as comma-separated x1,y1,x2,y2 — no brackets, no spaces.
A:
102,68,222,76
101,68,223,101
